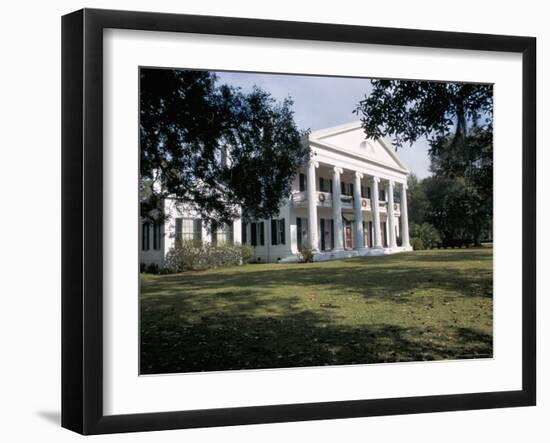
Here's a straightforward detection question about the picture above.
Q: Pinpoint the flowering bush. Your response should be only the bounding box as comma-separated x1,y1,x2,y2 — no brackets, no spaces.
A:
240,244,254,263
298,247,315,263
164,240,251,272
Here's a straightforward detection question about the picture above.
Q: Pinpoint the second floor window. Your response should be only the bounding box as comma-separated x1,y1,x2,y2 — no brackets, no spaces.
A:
319,177,332,193
340,182,354,196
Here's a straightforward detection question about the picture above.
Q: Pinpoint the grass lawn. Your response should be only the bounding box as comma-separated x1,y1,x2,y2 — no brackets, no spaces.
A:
140,247,493,374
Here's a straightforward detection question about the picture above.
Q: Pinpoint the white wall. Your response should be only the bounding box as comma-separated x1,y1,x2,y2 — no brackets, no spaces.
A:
0,1,546,442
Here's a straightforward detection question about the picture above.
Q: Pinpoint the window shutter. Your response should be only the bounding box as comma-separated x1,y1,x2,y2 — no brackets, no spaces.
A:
349,183,354,197
296,217,302,250
227,223,234,244
341,182,346,195
299,173,306,192
271,219,277,245
280,218,285,245
211,222,218,245
320,218,325,251
143,222,150,250
153,222,160,250
251,222,257,246
330,219,334,249
141,223,146,250
241,222,247,244
367,186,371,199
175,218,182,242
329,180,333,193
194,219,202,241
260,222,265,246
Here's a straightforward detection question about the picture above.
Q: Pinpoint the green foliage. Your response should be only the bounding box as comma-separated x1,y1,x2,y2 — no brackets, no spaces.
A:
424,175,483,247
354,79,493,149
410,223,441,250
298,247,315,263
429,128,493,245
164,240,249,272
240,244,254,263
140,68,310,224
410,237,425,251
407,173,430,225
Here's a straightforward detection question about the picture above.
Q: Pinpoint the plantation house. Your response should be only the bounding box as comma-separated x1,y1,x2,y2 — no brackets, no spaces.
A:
140,121,412,265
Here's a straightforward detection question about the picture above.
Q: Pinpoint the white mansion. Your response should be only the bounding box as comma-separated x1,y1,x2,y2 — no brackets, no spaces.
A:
140,121,412,265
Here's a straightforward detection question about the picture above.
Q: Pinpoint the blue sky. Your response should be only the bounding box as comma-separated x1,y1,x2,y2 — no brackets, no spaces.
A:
216,71,431,178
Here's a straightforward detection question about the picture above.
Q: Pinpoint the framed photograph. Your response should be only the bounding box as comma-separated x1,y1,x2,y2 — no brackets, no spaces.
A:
62,8,536,435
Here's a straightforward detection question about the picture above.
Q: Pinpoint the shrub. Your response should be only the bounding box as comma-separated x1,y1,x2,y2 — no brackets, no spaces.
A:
298,247,315,263
240,244,254,263
410,223,441,250
164,240,249,273
410,237,425,251
140,262,163,274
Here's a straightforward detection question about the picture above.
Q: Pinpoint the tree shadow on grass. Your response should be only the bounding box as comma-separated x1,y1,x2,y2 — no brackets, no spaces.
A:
382,249,493,264
142,260,493,309
140,308,493,375
140,249,493,374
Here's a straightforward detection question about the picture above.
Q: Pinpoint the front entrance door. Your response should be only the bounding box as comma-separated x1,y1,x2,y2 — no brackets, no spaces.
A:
344,223,353,250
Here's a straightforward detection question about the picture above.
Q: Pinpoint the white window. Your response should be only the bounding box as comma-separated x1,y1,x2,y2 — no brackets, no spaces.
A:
271,219,286,245
175,218,202,243
213,223,234,245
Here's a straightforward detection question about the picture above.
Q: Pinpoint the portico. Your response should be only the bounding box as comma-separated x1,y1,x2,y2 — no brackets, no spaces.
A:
290,151,411,261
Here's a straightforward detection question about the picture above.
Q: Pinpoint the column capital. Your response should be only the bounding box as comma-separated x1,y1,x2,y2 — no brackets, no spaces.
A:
332,166,343,175
388,180,395,187
371,176,380,184
308,159,319,168
400,181,408,190
354,171,364,180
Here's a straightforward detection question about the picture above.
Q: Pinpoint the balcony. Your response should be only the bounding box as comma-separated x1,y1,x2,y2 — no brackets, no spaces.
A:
378,201,401,214
292,192,371,211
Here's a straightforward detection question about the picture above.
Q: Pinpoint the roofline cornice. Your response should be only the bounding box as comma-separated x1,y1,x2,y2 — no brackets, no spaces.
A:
309,139,410,175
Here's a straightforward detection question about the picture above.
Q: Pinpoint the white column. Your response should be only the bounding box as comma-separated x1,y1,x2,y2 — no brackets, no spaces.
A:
332,167,344,251
387,180,397,248
307,160,319,252
371,176,383,249
353,172,366,251
400,182,411,248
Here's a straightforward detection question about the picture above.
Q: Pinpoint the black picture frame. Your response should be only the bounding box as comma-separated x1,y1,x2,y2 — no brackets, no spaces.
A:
62,8,536,435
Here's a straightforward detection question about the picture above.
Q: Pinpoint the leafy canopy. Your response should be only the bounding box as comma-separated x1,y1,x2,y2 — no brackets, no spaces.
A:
354,79,493,151
140,68,310,224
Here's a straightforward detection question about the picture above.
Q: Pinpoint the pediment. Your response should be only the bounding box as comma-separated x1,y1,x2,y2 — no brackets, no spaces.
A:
309,122,408,172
